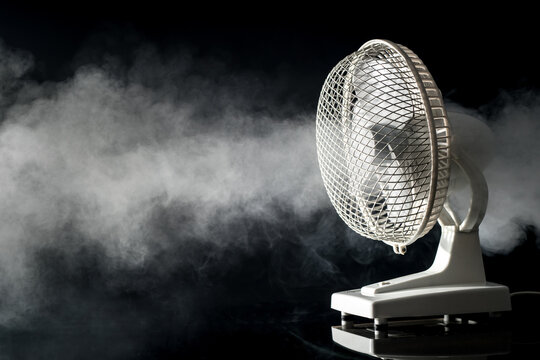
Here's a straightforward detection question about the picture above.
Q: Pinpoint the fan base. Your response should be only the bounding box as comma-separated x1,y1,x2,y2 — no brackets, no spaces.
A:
332,282,511,320
332,315,511,359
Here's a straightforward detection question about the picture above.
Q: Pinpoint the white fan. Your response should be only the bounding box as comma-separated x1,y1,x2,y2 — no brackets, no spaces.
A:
316,39,511,328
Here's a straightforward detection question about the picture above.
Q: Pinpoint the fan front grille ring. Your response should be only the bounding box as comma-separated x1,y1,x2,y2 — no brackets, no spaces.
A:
316,40,451,245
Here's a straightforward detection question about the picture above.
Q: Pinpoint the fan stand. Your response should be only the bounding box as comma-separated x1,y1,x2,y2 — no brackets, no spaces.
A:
331,149,511,327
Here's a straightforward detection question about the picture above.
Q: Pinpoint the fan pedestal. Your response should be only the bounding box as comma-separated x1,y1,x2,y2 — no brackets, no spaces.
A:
331,226,511,322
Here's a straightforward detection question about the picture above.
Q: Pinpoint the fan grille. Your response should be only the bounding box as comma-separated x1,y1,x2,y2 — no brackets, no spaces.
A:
316,40,451,245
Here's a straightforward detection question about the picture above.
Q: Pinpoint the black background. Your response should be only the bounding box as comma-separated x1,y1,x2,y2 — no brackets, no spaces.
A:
0,3,539,359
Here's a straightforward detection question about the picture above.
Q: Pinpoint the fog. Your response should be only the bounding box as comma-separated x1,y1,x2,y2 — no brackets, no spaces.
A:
0,41,330,323
480,93,540,254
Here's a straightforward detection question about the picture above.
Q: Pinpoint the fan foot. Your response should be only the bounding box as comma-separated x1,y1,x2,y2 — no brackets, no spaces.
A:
332,282,511,321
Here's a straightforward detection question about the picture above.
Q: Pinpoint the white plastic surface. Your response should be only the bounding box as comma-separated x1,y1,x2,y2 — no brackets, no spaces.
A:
361,226,485,295
332,282,510,319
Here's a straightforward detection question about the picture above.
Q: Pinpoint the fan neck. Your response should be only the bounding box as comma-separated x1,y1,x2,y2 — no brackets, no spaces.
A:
362,226,486,295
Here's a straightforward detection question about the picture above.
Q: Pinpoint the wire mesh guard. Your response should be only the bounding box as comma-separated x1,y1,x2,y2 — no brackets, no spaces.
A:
316,40,451,246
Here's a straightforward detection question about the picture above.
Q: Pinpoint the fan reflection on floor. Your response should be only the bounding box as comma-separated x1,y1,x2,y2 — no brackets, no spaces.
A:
332,314,511,359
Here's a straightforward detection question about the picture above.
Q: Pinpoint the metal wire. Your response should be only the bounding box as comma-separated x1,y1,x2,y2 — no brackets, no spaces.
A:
316,40,451,246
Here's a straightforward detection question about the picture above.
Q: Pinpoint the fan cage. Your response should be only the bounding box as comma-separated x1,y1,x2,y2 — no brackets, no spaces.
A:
316,40,451,245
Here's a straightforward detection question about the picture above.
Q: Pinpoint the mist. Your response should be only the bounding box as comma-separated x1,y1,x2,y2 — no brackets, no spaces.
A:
480,93,540,254
445,99,540,254
0,40,333,324
0,37,538,331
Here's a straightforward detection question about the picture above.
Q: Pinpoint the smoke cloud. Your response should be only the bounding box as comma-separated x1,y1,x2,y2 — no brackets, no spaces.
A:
479,93,540,254
0,40,332,324
441,100,540,255
0,37,538,331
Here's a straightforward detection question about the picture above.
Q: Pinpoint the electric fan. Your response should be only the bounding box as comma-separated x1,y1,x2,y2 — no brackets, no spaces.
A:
316,40,511,329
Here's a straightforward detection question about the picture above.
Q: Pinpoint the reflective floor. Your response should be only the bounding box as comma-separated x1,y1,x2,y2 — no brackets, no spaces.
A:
0,226,538,359
0,294,538,359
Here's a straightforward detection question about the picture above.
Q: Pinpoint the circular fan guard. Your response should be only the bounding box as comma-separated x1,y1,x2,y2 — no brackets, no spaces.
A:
316,40,451,247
